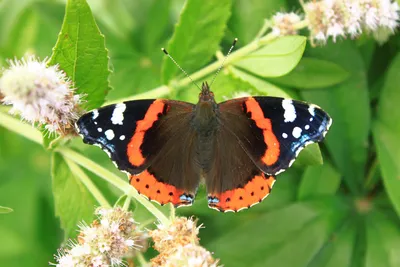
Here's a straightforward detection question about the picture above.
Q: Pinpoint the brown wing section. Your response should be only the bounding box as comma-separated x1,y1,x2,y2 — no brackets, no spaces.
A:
204,120,277,212
128,100,202,207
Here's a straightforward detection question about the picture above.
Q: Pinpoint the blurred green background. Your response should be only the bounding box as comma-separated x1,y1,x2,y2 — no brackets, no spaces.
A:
1,0,400,266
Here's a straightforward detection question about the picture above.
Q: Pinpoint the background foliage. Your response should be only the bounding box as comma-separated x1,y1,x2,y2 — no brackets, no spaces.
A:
1,0,400,266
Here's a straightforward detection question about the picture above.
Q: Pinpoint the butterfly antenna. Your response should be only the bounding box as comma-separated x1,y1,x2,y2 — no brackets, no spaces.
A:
209,38,238,88
161,48,202,90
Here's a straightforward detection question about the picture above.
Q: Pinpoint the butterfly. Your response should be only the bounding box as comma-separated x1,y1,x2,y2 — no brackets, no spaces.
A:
76,81,332,212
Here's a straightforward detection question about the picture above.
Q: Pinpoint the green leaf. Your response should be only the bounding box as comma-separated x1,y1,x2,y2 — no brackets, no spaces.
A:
162,0,232,83
0,206,13,214
269,58,350,89
376,52,400,133
0,0,36,47
301,41,370,195
207,198,348,267
366,211,400,267
51,152,96,239
0,1,63,59
234,36,306,78
373,123,400,217
230,67,297,98
229,0,286,44
86,0,134,39
293,143,324,167
307,219,357,267
373,52,400,217
298,162,341,200
140,0,171,52
48,0,111,110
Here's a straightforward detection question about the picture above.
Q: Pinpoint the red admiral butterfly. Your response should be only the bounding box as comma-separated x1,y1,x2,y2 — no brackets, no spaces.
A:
76,41,332,212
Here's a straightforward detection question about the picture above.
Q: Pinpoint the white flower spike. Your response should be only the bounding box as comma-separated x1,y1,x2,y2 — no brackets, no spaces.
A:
302,0,399,44
0,56,82,135
53,207,145,267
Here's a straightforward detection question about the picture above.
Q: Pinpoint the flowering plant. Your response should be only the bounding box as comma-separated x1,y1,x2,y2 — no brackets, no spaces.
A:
0,0,400,266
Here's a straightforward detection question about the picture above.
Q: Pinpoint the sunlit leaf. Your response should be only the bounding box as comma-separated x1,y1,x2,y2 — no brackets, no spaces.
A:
366,211,400,267
302,41,370,194
269,58,349,89
48,0,111,110
230,67,295,98
234,36,306,78
206,198,349,267
307,219,356,267
51,152,95,239
298,162,341,200
162,0,232,83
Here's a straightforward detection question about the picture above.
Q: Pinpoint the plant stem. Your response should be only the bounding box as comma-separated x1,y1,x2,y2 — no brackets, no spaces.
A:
0,111,42,145
254,19,272,39
136,253,149,267
105,85,171,105
137,218,156,230
122,195,131,211
65,157,111,208
57,147,170,225
169,203,176,220
175,33,278,88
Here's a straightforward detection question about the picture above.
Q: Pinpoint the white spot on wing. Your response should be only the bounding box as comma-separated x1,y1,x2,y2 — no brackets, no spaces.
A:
308,105,315,116
282,99,296,122
292,127,302,138
111,103,126,125
119,135,125,141
105,129,115,140
305,125,310,130
282,133,288,139
92,109,99,119
97,127,102,132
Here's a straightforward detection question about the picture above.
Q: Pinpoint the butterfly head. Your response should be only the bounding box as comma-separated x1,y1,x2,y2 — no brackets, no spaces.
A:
199,82,215,103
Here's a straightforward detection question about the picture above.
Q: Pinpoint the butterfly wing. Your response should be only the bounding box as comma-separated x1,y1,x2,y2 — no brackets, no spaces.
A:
205,124,276,212
205,96,331,212
76,99,201,207
218,96,332,175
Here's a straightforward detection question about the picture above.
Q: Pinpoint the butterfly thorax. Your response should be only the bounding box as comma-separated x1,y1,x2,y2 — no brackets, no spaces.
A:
191,82,220,169
193,82,218,132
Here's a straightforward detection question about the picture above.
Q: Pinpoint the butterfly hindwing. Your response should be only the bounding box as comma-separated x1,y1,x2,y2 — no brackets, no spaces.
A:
218,96,332,175
76,99,201,207
205,121,277,212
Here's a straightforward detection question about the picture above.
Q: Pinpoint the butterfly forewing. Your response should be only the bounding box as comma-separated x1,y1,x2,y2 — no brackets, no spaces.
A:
76,99,201,207
76,100,155,174
218,96,332,175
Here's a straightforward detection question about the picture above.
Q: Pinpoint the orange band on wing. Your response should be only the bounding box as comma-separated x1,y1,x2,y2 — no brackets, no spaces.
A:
245,97,280,165
127,100,165,166
130,170,187,206
209,174,276,212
